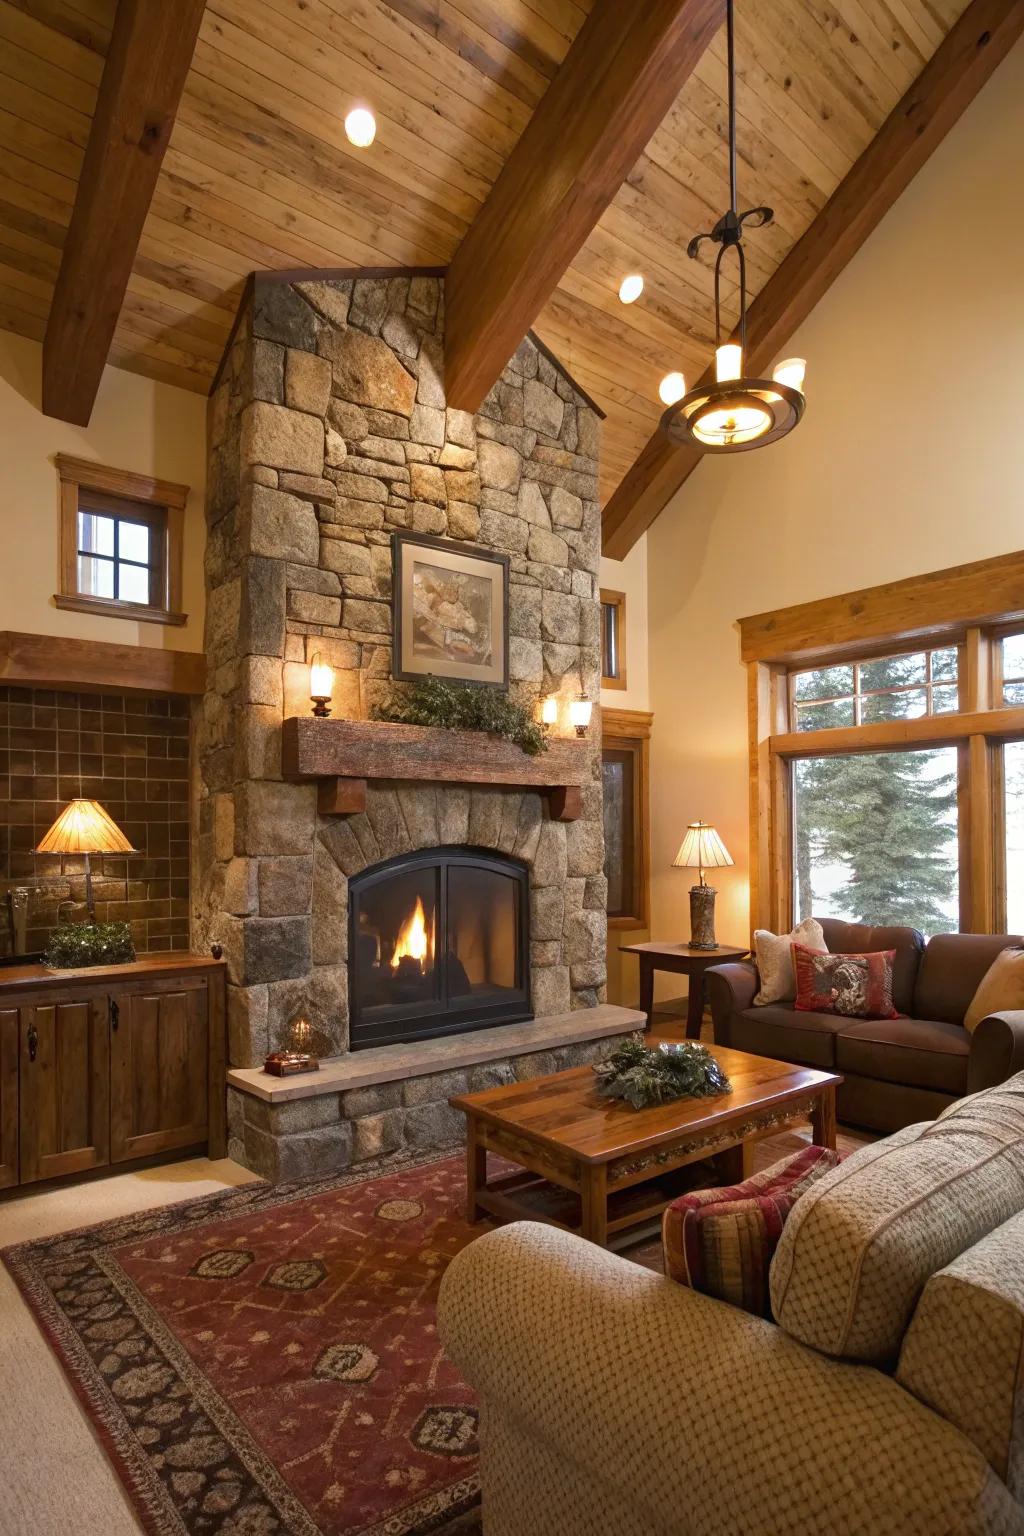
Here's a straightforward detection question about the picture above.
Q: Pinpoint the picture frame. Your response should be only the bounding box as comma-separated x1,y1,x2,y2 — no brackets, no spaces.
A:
391,531,509,689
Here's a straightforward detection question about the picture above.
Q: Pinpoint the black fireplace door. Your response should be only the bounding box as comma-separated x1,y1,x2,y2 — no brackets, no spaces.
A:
348,847,531,1049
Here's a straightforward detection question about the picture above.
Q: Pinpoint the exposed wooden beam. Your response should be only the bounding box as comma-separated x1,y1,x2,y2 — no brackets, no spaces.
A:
42,0,207,425
444,0,724,414
602,0,1024,561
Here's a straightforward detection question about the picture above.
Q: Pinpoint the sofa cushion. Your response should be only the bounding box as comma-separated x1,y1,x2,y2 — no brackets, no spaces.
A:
914,932,1024,1025
732,1005,846,1070
836,1016,970,1096
770,1071,1024,1364
897,1209,1024,1501
662,1145,840,1317
818,919,923,1014
965,946,1024,1035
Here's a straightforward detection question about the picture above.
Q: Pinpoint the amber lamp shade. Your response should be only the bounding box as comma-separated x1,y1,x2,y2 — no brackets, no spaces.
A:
34,798,135,921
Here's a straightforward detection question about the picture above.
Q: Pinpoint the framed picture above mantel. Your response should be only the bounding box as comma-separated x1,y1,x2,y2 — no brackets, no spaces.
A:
392,531,509,689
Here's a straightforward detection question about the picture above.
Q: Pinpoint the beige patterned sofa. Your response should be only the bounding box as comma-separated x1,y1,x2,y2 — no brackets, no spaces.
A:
439,1075,1024,1536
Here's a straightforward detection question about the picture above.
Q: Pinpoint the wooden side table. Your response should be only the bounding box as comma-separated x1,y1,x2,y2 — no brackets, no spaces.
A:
620,942,750,1040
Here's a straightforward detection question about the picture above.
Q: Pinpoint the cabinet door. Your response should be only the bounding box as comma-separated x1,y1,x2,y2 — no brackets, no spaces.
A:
110,984,209,1163
0,1008,18,1188
19,998,110,1183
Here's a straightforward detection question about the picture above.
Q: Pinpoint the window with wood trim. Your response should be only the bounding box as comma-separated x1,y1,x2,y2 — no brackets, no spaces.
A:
740,549,1024,940
601,709,651,928
55,455,188,626
600,589,627,690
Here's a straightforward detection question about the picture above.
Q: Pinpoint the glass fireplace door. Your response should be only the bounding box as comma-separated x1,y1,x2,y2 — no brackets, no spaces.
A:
348,848,531,1049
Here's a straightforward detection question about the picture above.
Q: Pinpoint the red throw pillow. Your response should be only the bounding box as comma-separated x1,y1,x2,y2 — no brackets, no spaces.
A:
662,1145,840,1317
791,942,899,1019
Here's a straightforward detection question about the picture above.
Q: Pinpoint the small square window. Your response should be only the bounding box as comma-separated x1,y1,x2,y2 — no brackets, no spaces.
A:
55,456,188,627
600,589,627,690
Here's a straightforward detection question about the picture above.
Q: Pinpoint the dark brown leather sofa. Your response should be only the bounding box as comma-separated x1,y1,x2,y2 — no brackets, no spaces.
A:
706,918,1024,1132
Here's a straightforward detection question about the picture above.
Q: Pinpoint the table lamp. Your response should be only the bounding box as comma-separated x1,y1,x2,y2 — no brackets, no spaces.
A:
673,821,733,950
34,798,136,921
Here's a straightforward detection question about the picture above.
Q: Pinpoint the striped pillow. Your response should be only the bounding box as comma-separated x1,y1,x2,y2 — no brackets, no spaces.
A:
662,1145,841,1317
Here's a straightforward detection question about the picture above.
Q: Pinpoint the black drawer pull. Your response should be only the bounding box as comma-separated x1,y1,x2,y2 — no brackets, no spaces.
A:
109,998,119,1031
27,1023,37,1063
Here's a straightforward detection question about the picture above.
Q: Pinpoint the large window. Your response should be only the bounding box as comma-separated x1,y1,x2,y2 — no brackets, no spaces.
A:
999,633,1024,706
791,646,958,732
1002,741,1024,934
793,747,960,936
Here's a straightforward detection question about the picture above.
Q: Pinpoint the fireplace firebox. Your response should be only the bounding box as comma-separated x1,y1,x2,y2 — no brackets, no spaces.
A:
348,847,532,1049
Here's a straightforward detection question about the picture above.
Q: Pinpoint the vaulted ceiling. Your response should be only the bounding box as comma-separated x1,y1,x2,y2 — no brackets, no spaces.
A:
0,0,1012,547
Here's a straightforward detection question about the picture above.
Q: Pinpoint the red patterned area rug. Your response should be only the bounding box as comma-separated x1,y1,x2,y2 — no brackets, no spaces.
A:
3,1152,496,1536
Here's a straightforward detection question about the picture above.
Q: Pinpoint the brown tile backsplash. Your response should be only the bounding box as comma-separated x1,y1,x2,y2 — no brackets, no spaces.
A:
0,686,192,958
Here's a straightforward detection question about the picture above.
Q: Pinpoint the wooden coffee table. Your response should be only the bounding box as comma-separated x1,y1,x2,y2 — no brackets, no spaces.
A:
450,1045,841,1248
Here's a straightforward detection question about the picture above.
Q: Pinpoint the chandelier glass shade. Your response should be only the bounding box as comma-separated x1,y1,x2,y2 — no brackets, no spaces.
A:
661,0,806,454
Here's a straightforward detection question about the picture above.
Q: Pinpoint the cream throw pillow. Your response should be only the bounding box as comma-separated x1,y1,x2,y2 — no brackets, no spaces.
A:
964,946,1024,1035
753,917,826,1006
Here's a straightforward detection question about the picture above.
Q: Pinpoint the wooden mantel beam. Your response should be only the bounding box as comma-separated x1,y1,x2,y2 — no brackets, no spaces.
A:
444,0,724,414
601,0,1024,561
42,0,206,426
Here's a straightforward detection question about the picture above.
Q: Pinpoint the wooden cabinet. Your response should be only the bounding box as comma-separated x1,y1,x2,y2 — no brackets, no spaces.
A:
0,1008,18,1189
0,956,225,1192
19,997,109,1183
110,982,209,1163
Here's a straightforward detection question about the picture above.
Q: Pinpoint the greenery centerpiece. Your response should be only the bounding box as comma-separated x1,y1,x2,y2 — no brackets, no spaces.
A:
372,678,547,757
593,1037,731,1110
44,921,136,970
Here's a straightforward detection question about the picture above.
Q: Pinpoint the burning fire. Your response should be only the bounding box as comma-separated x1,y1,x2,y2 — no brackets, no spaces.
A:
391,895,433,971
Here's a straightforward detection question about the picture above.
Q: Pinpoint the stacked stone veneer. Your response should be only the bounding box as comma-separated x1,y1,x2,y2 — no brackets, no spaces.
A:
200,272,616,1179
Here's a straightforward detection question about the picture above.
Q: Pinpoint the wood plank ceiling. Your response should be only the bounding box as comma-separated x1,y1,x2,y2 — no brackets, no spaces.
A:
0,0,971,508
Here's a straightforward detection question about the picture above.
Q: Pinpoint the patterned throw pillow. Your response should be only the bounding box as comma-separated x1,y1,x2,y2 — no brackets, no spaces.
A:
662,1145,841,1317
792,942,899,1019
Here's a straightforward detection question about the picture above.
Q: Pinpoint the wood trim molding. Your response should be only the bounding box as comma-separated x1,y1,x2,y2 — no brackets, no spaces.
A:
739,548,1024,665
444,0,724,412
0,631,204,696
41,0,206,426
770,705,1024,760
54,455,189,511
601,0,1024,560
602,709,653,930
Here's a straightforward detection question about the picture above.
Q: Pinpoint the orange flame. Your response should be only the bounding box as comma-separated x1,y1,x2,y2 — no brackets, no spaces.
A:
391,895,432,971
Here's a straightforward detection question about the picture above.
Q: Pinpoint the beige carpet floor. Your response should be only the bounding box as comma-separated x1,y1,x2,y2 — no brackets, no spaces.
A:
0,1156,261,1536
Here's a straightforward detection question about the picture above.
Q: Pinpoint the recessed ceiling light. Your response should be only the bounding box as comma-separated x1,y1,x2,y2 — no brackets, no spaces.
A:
659,371,687,406
618,273,644,304
345,107,376,148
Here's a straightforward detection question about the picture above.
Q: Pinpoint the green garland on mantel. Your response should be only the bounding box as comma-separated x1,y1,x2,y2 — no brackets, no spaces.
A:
372,678,547,757
593,1037,732,1110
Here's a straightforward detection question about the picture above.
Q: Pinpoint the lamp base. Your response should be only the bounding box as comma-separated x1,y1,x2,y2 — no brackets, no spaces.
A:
688,883,718,949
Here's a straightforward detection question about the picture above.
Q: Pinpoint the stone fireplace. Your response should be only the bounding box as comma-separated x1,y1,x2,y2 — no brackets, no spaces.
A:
199,269,642,1180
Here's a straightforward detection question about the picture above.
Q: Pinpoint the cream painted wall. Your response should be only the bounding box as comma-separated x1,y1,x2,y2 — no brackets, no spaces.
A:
0,330,207,652
600,534,649,713
646,37,1024,996
600,536,651,1006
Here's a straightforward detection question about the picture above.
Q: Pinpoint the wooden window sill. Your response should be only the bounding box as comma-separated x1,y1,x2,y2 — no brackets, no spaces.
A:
54,593,187,627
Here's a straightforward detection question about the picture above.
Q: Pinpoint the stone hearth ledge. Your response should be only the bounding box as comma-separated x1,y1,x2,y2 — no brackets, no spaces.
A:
228,1003,645,1102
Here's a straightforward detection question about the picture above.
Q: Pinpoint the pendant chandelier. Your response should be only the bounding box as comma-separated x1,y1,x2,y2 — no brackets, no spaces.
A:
661,0,806,453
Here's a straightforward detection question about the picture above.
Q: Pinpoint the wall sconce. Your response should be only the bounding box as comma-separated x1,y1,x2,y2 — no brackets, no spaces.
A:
569,694,593,738
310,653,334,717
540,696,559,729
